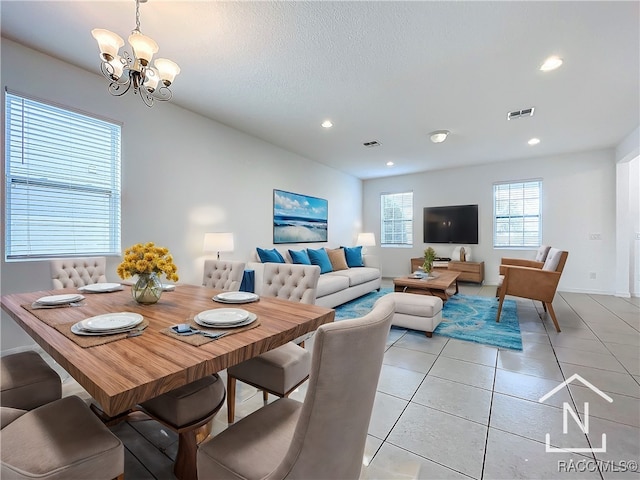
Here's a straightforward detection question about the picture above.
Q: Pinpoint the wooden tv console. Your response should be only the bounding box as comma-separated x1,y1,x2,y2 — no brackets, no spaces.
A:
410,258,484,284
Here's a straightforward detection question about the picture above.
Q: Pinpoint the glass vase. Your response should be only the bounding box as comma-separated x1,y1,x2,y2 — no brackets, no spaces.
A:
132,272,163,305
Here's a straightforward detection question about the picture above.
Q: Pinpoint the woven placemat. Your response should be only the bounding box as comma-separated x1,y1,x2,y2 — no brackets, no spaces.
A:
160,319,261,346
53,320,149,348
22,303,149,348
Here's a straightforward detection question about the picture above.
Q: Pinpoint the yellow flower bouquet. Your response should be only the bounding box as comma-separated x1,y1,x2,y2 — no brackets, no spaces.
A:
118,242,179,304
118,242,179,281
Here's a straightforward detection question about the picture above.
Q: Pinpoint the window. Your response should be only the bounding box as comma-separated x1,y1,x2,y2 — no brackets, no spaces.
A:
380,191,413,246
493,180,542,248
5,92,121,260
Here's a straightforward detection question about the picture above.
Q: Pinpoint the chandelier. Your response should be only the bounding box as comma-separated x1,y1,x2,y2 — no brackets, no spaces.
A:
91,0,180,107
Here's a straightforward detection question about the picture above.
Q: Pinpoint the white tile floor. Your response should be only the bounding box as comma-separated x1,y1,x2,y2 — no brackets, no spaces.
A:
59,281,640,479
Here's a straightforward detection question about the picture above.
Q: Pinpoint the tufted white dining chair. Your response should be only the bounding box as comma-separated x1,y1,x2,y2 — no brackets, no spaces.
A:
197,296,395,479
202,259,245,291
226,263,320,423
50,257,107,289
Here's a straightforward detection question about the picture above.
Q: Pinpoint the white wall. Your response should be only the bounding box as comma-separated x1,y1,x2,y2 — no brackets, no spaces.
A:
363,149,618,294
615,127,640,297
0,39,362,351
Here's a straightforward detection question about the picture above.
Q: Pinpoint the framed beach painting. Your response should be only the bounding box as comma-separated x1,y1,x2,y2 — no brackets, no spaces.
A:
273,189,328,244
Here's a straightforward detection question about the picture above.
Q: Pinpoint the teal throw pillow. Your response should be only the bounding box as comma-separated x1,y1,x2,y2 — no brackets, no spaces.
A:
343,245,364,267
289,249,311,265
307,248,333,274
256,247,285,263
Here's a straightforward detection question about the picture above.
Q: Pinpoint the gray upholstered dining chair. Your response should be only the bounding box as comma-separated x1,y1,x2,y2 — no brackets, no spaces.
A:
50,256,108,289
197,296,395,479
1,395,124,479
1,351,61,411
202,259,246,291
135,374,226,480
226,262,321,423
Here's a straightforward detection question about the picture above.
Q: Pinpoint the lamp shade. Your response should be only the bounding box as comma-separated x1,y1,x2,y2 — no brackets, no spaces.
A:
203,233,235,254
91,29,124,62
357,232,376,247
144,68,161,92
154,58,181,86
107,56,125,80
128,31,158,66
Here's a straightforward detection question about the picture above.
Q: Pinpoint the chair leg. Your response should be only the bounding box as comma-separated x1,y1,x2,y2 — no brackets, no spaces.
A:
263,390,269,402
546,303,561,333
174,430,198,480
227,375,236,423
541,301,547,312
496,293,506,323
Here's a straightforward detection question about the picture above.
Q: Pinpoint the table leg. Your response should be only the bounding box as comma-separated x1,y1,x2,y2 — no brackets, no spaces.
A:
174,431,198,480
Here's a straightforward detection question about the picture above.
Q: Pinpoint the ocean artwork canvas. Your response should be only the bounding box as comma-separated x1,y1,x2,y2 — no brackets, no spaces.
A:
273,189,328,243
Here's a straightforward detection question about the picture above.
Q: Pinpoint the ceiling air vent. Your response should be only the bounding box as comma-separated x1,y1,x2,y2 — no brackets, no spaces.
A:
507,107,535,120
363,140,381,147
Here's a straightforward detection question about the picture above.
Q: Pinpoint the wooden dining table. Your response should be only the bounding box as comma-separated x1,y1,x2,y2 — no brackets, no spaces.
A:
0,284,335,417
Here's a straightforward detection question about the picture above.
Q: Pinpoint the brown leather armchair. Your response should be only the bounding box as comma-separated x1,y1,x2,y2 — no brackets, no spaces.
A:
496,245,551,298
496,248,568,332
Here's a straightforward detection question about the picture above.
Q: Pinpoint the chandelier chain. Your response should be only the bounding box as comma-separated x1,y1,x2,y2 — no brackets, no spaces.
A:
134,0,141,32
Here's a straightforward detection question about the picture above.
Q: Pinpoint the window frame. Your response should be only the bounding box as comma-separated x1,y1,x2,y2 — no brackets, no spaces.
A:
493,179,543,249
380,191,414,247
4,90,122,261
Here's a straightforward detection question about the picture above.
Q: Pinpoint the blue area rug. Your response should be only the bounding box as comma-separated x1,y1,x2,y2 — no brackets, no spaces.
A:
334,288,522,350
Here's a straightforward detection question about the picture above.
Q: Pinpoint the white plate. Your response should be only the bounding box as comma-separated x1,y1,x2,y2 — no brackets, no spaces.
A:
78,283,123,293
35,294,85,305
213,292,259,304
71,323,139,336
194,312,257,329
195,308,250,326
162,284,176,292
79,312,143,332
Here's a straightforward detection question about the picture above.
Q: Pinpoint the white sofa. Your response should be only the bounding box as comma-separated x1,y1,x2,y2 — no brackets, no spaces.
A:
248,251,381,308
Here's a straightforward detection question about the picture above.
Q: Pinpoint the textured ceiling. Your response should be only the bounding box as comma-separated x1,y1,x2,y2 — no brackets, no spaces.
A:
2,1,639,179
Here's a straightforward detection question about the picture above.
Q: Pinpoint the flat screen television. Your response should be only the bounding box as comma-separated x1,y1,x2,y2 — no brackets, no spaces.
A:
423,204,479,244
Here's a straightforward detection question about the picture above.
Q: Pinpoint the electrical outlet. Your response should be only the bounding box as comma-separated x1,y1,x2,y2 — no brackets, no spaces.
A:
589,272,597,280
589,233,602,240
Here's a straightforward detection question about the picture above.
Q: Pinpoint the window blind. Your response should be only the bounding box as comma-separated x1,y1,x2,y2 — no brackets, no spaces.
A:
380,191,413,246
5,92,122,260
493,180,542,248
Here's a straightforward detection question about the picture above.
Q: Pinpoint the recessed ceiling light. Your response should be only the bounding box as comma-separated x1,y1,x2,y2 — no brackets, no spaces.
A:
528,138,540,145
429,130,450,143
321,120,333,128
540,56,563,72
386,161,394,166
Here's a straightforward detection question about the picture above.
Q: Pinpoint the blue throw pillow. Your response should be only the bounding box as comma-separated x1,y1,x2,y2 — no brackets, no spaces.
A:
256,247,285,263
343,245,364,267
307,248,333,274
289,249,311,265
